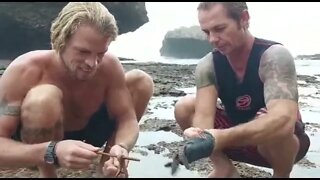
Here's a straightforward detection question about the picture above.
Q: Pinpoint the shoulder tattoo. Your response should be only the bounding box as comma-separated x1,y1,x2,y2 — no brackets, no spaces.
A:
259,46,299,103
195,53,217,89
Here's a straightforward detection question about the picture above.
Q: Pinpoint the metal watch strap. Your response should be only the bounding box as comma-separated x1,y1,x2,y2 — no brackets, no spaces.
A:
52,141,59,166
46,141,59,166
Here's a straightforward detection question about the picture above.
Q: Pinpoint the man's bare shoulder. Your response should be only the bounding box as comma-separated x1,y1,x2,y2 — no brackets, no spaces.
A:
259,44,298,103
260,44,293,66
8,50,53,69
99,52,124,74
195,52,216,89
259,44,295,83
0,50,52,88
197,52,213,69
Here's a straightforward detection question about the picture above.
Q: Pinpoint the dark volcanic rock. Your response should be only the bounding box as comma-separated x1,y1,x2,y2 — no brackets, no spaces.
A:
296,54,320,60
0,2,148,59
122,63,196,97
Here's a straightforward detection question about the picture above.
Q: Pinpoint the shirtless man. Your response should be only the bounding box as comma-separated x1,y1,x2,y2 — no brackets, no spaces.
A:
0,2,153,178
174,2,310,178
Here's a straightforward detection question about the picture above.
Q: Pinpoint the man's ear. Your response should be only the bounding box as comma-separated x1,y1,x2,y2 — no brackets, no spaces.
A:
240,10,250,29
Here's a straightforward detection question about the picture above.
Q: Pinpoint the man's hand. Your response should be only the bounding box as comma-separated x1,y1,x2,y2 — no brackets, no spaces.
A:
55,140,100,169
102,144,129,178
183,127,206,139
166,129,215,175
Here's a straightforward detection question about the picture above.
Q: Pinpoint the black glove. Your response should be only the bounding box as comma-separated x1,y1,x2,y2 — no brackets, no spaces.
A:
166,131,215,175
184,131,215,163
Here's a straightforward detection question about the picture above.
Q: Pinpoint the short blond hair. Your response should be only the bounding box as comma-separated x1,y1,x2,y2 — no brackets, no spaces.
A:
50,2,118,53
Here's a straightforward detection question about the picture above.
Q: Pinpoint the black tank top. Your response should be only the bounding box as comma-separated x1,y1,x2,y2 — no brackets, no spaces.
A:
213,38,281,124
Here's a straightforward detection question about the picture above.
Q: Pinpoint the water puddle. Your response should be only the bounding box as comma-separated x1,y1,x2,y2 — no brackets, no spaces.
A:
301,109,320,124
128,150,203,178
142,96,178,121
128,131,203,178
135,131,183,146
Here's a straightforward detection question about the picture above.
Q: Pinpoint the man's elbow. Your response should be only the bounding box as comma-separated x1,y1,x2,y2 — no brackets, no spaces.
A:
275,113,296,139
267,100,298,138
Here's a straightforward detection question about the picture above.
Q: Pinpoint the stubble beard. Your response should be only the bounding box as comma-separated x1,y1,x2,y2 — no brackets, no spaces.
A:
59,52,80,81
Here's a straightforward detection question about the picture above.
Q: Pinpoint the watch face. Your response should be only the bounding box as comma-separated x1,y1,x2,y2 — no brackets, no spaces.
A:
45,154,55,164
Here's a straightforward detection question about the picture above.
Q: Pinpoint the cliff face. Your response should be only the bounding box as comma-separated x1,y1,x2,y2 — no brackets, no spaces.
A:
0,2,149,59
160,26,213,59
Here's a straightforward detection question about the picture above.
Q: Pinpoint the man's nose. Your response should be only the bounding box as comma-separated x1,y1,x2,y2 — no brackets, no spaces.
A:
208,33,219,45
85,57,97,68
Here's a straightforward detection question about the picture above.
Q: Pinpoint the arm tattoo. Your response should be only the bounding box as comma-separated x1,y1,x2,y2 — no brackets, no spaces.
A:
0,98,21,117
195,53,218,89
259,46,299,104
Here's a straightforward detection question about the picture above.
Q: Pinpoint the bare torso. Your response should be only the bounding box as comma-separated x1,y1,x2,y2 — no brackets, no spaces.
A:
56,81,106,131
18,50,113,131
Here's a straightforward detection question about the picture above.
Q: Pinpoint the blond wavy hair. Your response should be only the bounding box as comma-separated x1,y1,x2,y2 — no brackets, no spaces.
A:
50,2,118,53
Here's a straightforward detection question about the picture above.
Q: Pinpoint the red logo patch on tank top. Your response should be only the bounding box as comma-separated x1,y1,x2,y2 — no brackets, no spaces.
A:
236,95,251,110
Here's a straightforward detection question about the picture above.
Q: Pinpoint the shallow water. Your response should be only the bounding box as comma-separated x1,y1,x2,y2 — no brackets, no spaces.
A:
142,97,177,121
128,150,203,178
127,131,204,178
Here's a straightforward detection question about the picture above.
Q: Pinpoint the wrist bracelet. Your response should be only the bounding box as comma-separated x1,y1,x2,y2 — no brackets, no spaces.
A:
117,143,129,152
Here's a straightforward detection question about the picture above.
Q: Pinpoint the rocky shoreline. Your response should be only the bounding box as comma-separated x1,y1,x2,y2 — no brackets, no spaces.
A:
0,61,319,178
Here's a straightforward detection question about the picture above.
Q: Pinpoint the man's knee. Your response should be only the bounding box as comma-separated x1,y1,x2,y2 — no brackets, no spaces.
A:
174,95,195,129
21,84,63,128
258,134,299,156
125,69,154,97
257,134,299,172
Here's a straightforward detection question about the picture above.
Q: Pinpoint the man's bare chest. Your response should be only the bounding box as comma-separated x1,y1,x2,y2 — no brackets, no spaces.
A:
62,87,105,116
60,87,106,130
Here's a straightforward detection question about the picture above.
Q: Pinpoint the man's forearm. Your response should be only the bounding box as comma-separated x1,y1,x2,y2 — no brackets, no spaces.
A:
192,116,214,130
0,137,48,167
114,120,139,151
211,113,294,150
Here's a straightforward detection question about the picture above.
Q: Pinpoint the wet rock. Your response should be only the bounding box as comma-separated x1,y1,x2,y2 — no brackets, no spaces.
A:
142,144,166,154
123,63,196,97
132,148,149,156
296,157,317,168
296,54,320,60
297,75,320,84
